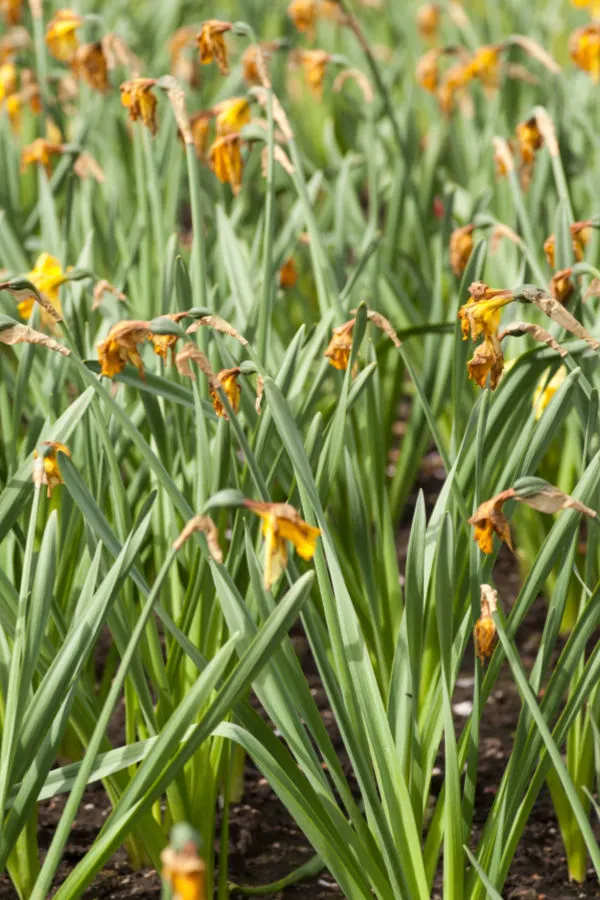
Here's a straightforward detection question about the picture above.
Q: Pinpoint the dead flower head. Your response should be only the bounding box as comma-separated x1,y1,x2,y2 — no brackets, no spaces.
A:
449,224,474,277
97,320,150,378
287,0,343,35
197,20,232,76
120,78,158,135
416,49,442,93
543,220,591,268
21,138,64,175
242,44,271,87
295,49,332,96
458,282,513,343
533,367,566,420
0,61,16,100
71,41,110,92
469,489,515,554
325,319,355,371
417,4,441,41
45,9,83,62
209,134,244,195
549,267,575,304
467,43,502,89
189,111,212,160
474,584,499,662
161,844,207,900
245,499,321,590
570,23,600,81
34,441,71,498
515,115,543,187
209,367,241,419
0,0,23,25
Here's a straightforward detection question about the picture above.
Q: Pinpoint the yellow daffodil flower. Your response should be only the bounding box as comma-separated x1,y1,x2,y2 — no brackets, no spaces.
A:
45,9,83,62
161,847,206,900
416,49,441,93
34,441,71,498
209,367,241,418
466,335,504,390
570,23,600,80
449,224,474,277
71,41,110,92
188,111,212,160
120,78,158,135
16,253,67,323
214,97,251,137
436,60,472,114
279,257,298,290
549,267,574,304
197,20,232,75
324,319,355,370
97,320,151,378
468,490,515,554
245,499,321,590
416,3,441,40
515,116,543,167
572,0,600,16
21,137,64,175
242,44,268,86
458,282,513,343
288,0,319,34
533,367,566,420
467,44,501,89
474,585,498,663
0,62,16,101
209,135,243,195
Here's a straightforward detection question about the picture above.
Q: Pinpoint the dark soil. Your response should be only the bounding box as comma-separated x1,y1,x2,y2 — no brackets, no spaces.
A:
2,465,600,898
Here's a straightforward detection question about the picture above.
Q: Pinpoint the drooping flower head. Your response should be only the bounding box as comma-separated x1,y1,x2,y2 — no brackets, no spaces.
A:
120,78,158,134
458,282,513,342
467,43,501,89
416,49,441,92
21,138,64,175
0,0,23,25
449,224,474,277
416,3,441,41
242,44,270,86
295,49,331,96
214,97,251,136
34,441,71,498
570,23,600,80
209,134,244,195
468,490,515,554
474,585,499,662
188,111,213,160
549,267,575,304
279,257,298,290
0,61,16,101
197,20,232,75
209,367,241,418
45,9,83,62
245,499,321,590
543,220,591,268
97,320,151,378
16,252,68,324
324,319,355,370
533,367,566,420
71,41,110,91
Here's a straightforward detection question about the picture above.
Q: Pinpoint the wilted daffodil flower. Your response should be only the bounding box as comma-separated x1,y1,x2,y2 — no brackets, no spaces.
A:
572,0,600,16
188,111,212,160
21,138,64,175
34,441,71,498
533,367,566,419
209,367,241,418
209,134,244,195
543,220,591,268
416,3,441,41
160,823,206,900
325,319,355,370
416,49,441,93
45,9,83,62
242,44,269,86
120,78,158,135
71,41,110,91
197,20,232,75
458,282,514,390
0,0,23,25
467,43,501,89
295,49,332,96
279,257,298,289
16,252,68,324
0,61,16,100
570,23,600,80
449,224,474,277
214,96,251,136
549,267,575,304
469,490,515,554
245,499,321,590
288,0,343,35
97,320,150,378
474,584,499,663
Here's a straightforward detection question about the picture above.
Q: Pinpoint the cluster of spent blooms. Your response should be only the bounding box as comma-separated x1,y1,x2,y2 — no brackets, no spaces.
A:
417,42,504,114
458,283,513,390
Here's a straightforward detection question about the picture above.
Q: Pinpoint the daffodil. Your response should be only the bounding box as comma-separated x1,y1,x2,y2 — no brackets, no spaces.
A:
209,135,244,195
436,60,472,114
449,224,474,277
515,116,543,167
0,62,16,101
150,333,178,362
416,3,441,40
120,78,158,135
416,49,441,93
288,0,319,34
467,44,501,89
214,97,251,137
245,499,321,590
466,335,504,390
533,367,566,419
570,23,600,80
549,267,574,304
16,253,67,324
71,41,110,91
458,282,513,343
34,441,71,498
324,319,355,370
45,9,83,62
242,44,270,86
0,0,23,25
169,25,197,82
161,832,206,900
296,49,331,96
279,257,298,289
21,138,64,175
188,111,212,160
468,490,514,554
209,367,241,418
97,320,150,378
543,221,591,268
474,585,498,663
197,20,232,76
